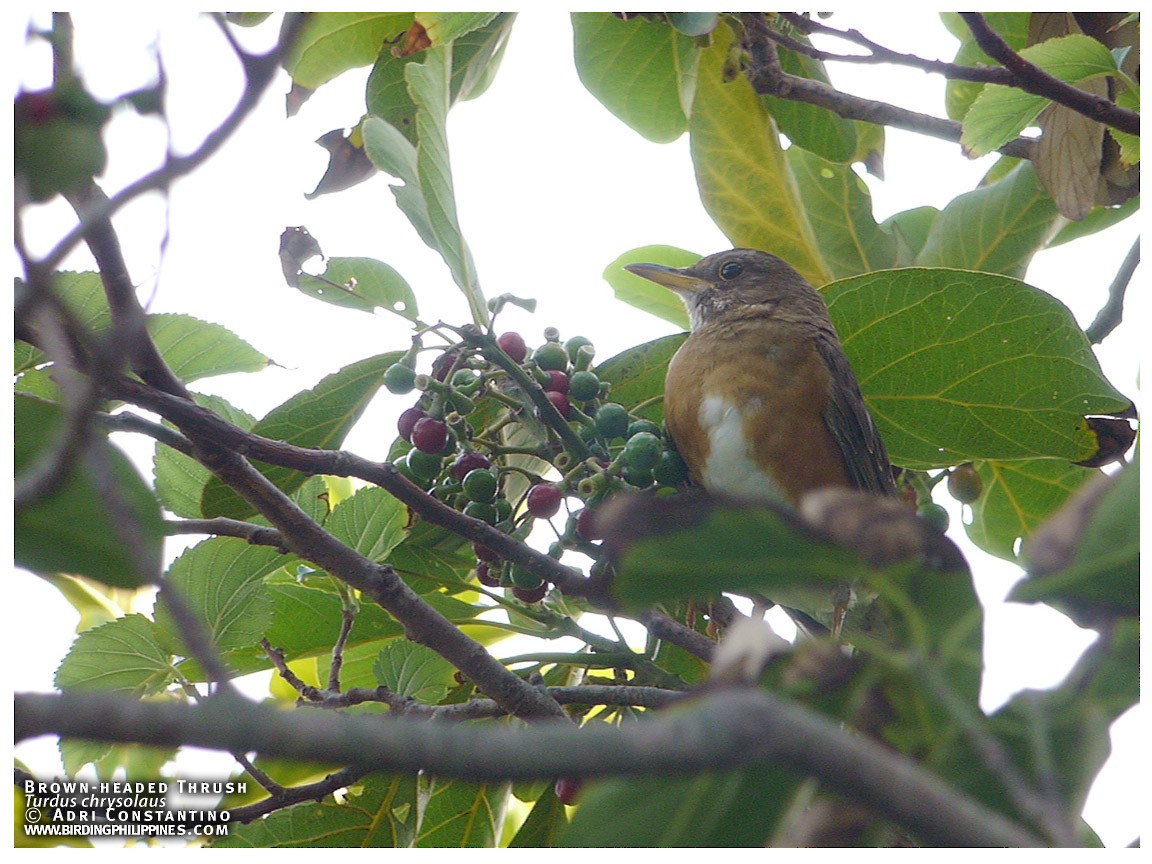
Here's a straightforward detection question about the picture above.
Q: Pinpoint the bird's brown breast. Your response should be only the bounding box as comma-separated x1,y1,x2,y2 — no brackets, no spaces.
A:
665,316,853,505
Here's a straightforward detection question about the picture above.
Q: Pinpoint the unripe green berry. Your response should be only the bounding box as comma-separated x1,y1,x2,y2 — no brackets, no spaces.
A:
407,448,444,481
533,341,569,372
461,468,499,503
568,370,601,402
509,564,544,589
653,450,690,486
623,431,662,471
918,501,950,533
947,463,983,504
463,500,499,524
383,362,417,395
594,403,630,440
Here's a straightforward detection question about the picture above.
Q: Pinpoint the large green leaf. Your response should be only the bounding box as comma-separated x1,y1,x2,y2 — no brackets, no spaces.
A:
788,148,897,278
153,393,255,518
201,352,401,519
594,334,686,424
1011,459,1137,620
213,773,419,847
54,614,175,695
285,13,412,89
825,268,1129,469
373,641,457,704
406,46,487,325
508,788,568,847
760,44,857,164
415,12,499,48
561,766,803,847
415,777,509,847
571,12,698,143
295,257,418,319
964,459,1098,562
362,117,438,250
153,538,281,657
689,24,828,286
15,394,163,588
601,245,697,328
915,161,1060,277
146,313,270,382
961,35,1121,158
326,486,409,563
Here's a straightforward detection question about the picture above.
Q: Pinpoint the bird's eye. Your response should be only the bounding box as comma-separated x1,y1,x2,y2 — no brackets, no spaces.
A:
719,260,743,280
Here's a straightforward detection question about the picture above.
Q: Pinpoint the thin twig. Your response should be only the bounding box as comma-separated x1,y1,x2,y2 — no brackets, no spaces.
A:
1086,237,1139,344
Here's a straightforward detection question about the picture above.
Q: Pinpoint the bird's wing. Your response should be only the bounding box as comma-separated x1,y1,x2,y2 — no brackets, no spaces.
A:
817,332,897,496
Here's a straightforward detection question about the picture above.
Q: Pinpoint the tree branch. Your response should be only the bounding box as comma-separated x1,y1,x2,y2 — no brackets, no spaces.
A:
959,13,1139,136
1086,237,1139,344
738,14,1036,162
16,689,1047,847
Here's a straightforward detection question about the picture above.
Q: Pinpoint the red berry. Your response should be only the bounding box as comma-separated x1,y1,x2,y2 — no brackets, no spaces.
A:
397,406,428,442
545,391,571,419
473,542,501,563
575,508,603,542
475,561,500,587
496,332,528,363
451,451,492,482
542,370,570,394
411,417,449,454
554,776,583,805
526,484,563,519
513,583,548,603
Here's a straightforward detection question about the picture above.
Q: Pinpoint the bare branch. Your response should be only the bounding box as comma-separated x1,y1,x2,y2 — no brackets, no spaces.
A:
1086,237,1139,344
16,689,1048,848
738,14,1035,162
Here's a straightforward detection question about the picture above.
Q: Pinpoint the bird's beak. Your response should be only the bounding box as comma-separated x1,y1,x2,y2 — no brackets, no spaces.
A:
624,262,711,296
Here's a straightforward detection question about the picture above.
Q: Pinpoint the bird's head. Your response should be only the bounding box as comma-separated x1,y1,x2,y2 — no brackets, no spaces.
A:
625,248,823,330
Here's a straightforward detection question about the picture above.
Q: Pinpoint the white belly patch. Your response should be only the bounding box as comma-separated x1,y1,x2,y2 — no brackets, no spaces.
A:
698,394,784,502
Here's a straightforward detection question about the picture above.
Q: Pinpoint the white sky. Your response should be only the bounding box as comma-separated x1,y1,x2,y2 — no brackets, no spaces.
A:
10,8,1144,847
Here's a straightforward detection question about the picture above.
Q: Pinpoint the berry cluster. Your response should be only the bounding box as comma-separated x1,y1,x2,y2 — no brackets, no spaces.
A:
382,326,691,603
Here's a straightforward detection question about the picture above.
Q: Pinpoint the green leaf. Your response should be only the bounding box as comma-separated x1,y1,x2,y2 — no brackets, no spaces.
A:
881,205,939,265
153,538,280,657
1110,85,1139,166
561,766,802,847
285,13,413,89
153,393,255,519
915,161,1059,277
145,313,270,382
415,12,499,47
964,459,1098,562
415,777,509,847
1011,460,1138,622
594,334,686,424
373,641,457,704
54,615,175,695
824,267,1130,470
788,148,896,277
1046,196,1138,247
362,118,438,250
326,486,408,563
508,787,568,847
961,35,1120,158
943,13,1031,121
760,45,857,164
201,352,401,519
296,257,418,319
15,394,163,588
602,245,698,328
213,773,419,847
406,46,487,326
571,13,698,143
689,23,828,286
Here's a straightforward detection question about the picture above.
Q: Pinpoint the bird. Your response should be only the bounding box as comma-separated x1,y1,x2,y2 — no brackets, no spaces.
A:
625,248,896,633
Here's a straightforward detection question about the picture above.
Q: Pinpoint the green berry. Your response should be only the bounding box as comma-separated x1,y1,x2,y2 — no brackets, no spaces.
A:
653,450,690,486
407,448,444,481
623,431,662,472
947,463,983,504
383,362,417,395
622,465,654,487
394,454,432,489
568,370,601,402
626,419,661,439
463,500,499,524
918,502,950,533
532,341,569,372
594,403,630,439
461,468,499,503
564,335,594,363
493,496,513,522
509,564,544,589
